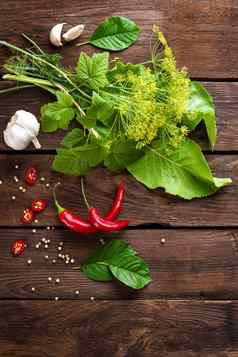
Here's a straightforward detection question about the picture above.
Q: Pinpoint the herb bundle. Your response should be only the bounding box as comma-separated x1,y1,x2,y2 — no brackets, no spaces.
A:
0,16,231,199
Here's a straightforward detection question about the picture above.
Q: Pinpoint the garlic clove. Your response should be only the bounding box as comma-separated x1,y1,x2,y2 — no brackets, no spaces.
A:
14,110,40,136
49,23,66,47
62,24,85,42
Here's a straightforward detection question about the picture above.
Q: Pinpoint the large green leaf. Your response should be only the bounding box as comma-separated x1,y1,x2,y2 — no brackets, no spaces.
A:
80,240,152,290
186,81,217,148
41,91,75,133
127,138,231,199
89,16,140,51
104,140,144,172
61,128,86,148
76,52,109,90
52,144,107,176
86,92,115,126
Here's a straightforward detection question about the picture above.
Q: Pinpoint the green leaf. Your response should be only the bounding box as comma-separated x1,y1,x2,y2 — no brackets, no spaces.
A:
76,52,109,90
104,140,144,172
186,81,217,148
87,92,114,126
41,90,75,133
127,138,231,200
52,143,107,176
89,16,140,51
80,240,151,290
61,128,86,148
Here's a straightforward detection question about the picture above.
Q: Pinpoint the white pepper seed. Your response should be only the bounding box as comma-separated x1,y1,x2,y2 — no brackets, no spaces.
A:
0,180,2,185
22,188,26,193
27,259,32,265
32,229,36,234
42,238,46,243
11,196,16,201
44,244,49,249
19,186,23,191
13,176,19,183
75,290,79,295
54,296,59,301
45,183,50,188
55,278,60,284
15,165,19,169
35,244,40,249
59,242,64,246
90,296,95,301
48,277,52,282
44,255,49,260
70,259,75,264
40,177,45,182
58,246,62,251
52,259,56,264
34,219,39,223
47,226,51,230
161,238,166,244
31,287,35,292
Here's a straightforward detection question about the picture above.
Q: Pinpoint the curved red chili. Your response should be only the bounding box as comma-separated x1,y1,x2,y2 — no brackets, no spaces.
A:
89,207,129,232
105,180,125,220
54,183,97,234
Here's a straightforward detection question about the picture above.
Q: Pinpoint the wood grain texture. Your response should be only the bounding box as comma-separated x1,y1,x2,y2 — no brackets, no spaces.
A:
0,154,234,227
0,81,237,151
0,0,238,77
1,300,238,356
1,229,238,299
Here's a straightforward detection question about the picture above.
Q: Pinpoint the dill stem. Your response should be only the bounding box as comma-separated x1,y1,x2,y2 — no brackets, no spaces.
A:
0,84,34,94
2,74,56,88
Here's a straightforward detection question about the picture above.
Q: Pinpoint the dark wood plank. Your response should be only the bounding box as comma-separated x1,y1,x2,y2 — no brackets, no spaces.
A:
0,81,237,151
0,0,238,78
1,229,238,299
1,299,238,356
0,154,234,227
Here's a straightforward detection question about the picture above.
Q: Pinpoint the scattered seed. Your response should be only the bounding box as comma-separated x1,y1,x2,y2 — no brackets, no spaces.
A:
27,259,32,265
12,196,16,201
44,244,49,249
58,246,62,251
40,177,45,182
70,259,75,264
13,176,19,183
15,165,19,169
34,219,39,223
99,238,105,245
35,244,40,249
31,287,35,292
42,238,46,243
32,229,36,234
54,296,59,301
59,242,64,246
52,259,56,264
19,186,23,191
90,296,95,301
75,290,79,295
22,188,26,193
45,183,50,188
48,277,52,282
0,180,2,185
44,255,49,260
46,226,51,230
161,238,166,244
55,278,60,284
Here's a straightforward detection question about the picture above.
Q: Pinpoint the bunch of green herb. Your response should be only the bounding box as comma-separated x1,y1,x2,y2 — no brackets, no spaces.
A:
0,16,231,199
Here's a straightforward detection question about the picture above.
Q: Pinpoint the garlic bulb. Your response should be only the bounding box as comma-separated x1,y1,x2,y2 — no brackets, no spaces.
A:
3,110,41,150
49,23,85,47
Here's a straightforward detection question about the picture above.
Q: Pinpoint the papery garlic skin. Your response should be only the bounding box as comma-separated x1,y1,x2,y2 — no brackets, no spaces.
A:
3,110,41,150
49,23,66,47
62,24,85,42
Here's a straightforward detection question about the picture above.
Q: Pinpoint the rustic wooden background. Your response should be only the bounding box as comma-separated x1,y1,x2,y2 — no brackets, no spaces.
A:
0,0,237,356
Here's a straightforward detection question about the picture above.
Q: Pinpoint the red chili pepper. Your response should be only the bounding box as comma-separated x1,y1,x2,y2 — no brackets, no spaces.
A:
53,183,97,234
31,199,47,213
105,180,125,220
25,167,38,185
11,239,26,256
81,178,129,233
89,207,129,232
21,208,34,224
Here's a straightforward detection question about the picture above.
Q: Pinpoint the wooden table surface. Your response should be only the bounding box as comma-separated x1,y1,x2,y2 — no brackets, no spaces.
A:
0,1,238,356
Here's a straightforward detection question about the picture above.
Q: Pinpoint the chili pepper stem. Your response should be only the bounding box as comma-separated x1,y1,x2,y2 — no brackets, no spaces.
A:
53,182,65,214
80,177,90,209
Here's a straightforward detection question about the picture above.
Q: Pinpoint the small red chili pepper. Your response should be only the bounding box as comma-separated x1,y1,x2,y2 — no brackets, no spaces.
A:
53,183,97,234
89,207,129,232
31,199,47,213
105,180,125,220
81,178,129,233
21,208,34,224
25,167,38,185
11,239,26,256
